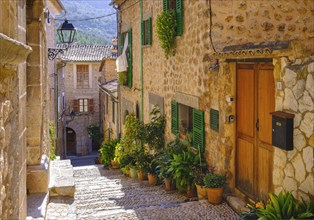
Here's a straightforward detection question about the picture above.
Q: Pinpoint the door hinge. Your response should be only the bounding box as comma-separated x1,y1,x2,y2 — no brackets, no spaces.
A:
256,119,259,131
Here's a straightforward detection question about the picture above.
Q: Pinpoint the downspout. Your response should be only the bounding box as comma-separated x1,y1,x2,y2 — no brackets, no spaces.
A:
54,62,59,156
140,0,144,121
115,6,121,139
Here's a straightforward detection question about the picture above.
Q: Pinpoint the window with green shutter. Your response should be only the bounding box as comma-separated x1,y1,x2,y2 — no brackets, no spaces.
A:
171,101,179,135
127,29,132,88
142,17,152,46
210,108,219,132
192,109,204,153
163,0,183,36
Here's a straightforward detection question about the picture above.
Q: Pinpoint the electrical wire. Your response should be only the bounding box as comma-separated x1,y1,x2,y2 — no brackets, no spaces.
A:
53,0,139,22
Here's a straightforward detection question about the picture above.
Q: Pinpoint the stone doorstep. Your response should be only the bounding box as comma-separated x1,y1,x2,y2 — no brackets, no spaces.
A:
226,195,250,214
48,159,75,198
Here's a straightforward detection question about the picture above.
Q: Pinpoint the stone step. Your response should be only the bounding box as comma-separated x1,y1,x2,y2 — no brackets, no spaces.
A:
48,159,75,197
226,196,250,214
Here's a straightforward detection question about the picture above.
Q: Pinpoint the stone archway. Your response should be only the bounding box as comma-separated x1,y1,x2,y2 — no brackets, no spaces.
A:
66,127,76,156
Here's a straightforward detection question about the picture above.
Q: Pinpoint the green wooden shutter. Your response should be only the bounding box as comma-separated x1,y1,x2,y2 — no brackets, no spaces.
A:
141,21,144,46
171,101,178,135
148,17,152,45
119,32,124,54
193,109,204,153
127,29,132,88
163,0,168,11
176,0,183,36
210,108,219,131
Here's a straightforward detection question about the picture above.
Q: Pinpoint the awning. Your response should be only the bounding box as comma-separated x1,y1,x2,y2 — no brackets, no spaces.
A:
99,79,118,101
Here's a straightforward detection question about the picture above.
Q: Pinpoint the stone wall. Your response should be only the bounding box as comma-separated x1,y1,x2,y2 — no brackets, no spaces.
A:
63,62,102,155
116,0,314,200
0,0,29,218
272,58,314,201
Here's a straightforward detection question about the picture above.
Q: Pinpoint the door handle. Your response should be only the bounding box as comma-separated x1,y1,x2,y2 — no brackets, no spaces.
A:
256,119,259,131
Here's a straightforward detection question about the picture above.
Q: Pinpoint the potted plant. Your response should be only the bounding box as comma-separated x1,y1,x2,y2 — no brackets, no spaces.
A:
135,152,151,181
156,153,172,191
98,139,119,168
168,150,198,197
147,158,159,186
195,172,207,199
204,173,226,204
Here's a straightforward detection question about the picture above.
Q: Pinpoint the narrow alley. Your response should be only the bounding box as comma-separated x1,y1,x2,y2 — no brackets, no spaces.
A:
45,163,239,220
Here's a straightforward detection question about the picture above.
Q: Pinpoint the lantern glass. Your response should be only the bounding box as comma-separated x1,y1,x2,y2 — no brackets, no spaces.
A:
57,20,76,44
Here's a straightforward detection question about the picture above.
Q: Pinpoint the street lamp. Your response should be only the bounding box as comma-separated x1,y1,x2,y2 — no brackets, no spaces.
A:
48,19,76,60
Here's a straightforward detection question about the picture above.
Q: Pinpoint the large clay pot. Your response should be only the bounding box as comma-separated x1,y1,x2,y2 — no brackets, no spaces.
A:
137,170,148,181
195,183,207,199
207,187,223,204
164,178,171,191
129,167,138,179
147,174,157,186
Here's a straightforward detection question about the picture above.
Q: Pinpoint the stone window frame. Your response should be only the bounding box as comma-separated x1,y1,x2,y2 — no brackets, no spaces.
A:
73,63,92,89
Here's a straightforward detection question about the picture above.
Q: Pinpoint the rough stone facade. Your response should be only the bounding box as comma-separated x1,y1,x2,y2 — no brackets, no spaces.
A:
116,0,314,202
0,0,63,218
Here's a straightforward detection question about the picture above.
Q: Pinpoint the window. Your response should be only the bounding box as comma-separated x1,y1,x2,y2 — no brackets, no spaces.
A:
163,0,183,36
120,29,132,87
76,65,89,89
73,98,94,113
105,94,109,115
171,101,205,152
62,92,65,111
112,101,115,123
141,17,152,46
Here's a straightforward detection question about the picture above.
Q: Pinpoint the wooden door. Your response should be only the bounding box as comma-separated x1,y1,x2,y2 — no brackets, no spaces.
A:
66,127,76,156
236,63,275,200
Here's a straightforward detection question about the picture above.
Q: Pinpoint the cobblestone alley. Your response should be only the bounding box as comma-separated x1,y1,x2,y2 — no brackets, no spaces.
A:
46,164,239,220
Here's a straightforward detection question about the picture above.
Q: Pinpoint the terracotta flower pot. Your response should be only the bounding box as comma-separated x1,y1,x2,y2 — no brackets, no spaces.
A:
207,187,223,204
137,170,148,181
164,178,171,191
111,160,119,169
195,183,207,199
147,174,157,186
129,167,138,179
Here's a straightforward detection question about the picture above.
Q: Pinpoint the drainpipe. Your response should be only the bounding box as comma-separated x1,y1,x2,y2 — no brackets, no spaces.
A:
140,0,144,121
54,63,59,156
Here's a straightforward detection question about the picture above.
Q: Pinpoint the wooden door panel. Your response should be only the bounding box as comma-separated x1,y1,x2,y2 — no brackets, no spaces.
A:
237,68,255,138
258,69,275,145
236,138,254,196
257,146,273,200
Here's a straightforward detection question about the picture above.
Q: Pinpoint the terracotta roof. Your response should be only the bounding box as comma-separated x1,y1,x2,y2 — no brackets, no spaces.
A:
58,44,115,62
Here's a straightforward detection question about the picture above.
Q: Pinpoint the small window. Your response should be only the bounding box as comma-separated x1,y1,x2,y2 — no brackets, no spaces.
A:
105,94,109,115
163,0,183,36
178,104,193,136
77,65,89,89
112,101,115,123
73,98,93,113
79,98,88,112
142,17,152,46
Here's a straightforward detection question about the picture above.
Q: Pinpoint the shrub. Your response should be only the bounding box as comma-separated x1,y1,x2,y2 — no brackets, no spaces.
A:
204,173,226,188
99,139,119,167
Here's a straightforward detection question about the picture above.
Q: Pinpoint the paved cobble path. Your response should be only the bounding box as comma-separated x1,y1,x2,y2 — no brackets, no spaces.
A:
73,165,239,220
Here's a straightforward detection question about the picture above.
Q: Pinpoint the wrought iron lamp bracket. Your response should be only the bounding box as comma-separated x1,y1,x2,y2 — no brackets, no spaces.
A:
48,47,68,60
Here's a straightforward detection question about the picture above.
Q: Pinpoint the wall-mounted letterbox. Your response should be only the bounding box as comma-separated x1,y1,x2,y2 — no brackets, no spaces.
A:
271,111,295,151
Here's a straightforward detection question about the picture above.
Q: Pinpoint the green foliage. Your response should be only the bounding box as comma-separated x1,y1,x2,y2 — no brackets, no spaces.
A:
48,121,56,161
118,71,127,85
98,139,119,167
168,150,199,191
144,105,165,152
156,152,172,179
135,150,152,173
87,124,103,148
156,9,177,57
254,191,314,220
204,173,226,188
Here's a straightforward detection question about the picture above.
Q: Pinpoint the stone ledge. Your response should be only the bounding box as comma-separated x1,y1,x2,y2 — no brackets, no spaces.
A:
48,159,75,197
0,33,32,65
226,196,250,214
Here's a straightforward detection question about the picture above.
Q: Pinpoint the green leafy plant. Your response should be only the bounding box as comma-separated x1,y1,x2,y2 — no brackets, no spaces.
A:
204,173,226,188
144,105,165,152
156,152,172,179
135,150,152,173
156,9,177,57
48,121,56,161
118,71,127,85
87,124,103,148
98,139,119,167
168,150,199,191
254,191,314,220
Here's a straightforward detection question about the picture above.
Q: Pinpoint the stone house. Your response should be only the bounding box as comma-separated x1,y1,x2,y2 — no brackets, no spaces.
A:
112,0,313,202
99,38,119,141
57,44,115,156
0,0,64,219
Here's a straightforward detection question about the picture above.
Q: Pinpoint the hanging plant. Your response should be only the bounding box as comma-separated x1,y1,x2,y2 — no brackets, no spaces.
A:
117,71,127,85
156,9,177,57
